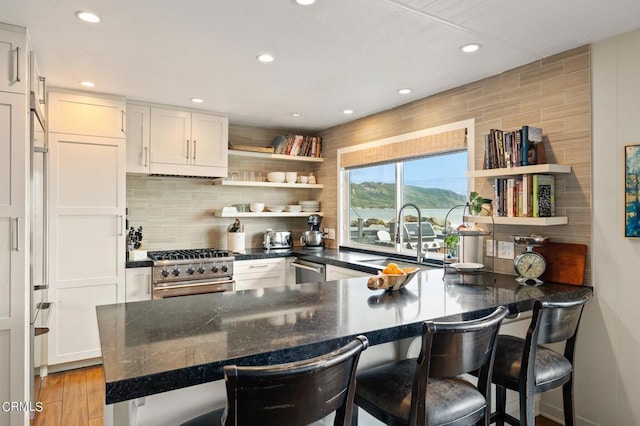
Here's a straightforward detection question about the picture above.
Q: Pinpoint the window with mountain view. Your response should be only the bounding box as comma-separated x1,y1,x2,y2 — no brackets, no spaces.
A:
345,150,468,253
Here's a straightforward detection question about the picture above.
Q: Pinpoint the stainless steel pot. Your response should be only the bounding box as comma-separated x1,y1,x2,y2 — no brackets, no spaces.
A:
300,230,324,247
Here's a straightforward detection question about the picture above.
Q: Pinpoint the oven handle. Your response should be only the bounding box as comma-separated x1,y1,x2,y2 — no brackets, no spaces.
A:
290,262,323,274
155,279,235,290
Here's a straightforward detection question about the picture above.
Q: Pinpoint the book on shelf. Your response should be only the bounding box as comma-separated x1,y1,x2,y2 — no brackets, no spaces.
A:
271,135,323,157
492,174,554,218
483,126,546,169
533,174,555,217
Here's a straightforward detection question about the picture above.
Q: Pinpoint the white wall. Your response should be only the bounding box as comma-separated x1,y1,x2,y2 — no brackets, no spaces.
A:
565,28,640,426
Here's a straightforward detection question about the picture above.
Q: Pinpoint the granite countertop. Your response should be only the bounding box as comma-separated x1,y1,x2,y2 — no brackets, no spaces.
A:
97,268,591,404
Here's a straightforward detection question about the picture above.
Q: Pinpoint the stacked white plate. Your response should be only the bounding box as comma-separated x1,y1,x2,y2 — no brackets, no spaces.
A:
299,200,320,212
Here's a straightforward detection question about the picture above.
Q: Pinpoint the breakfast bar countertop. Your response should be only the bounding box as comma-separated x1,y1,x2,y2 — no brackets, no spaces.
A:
97,269,590,405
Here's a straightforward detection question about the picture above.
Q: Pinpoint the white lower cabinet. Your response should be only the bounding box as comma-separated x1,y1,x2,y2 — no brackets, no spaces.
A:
234,258,286,291
125,267,152,302
325,264,370,281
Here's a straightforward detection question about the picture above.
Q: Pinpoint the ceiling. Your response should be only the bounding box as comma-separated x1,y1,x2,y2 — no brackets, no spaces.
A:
3,0,640,132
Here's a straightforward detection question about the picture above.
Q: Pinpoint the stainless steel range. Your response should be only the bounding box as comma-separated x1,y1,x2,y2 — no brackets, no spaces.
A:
147,248,235,299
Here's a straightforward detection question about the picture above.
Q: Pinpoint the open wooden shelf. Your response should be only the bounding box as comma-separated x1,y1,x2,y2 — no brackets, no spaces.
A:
464,215,568,226
214,211,323,218
466,163,571,178
212,178,323,189
228,149,324,163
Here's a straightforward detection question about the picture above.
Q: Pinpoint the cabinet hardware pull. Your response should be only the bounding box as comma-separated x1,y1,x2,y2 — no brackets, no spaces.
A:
186,140,190,160
118,215,124,236
193,140,197,160
144,147,148,167
249,264,269,269
14,217,20,251
39,76,46,104
121,110,125,133
15,47,21,83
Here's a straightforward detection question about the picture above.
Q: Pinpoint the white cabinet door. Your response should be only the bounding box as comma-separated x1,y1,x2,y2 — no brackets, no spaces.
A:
191,112,228,168
125,267,152,302
234,258,286,291
126,104,150,174
0,91,28,426
149,107,191,165
48,91,126,138
48,133,126,365
0,26,27,94
325,264,370,281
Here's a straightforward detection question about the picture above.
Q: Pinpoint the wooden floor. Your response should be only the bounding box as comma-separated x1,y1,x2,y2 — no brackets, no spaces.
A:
31,366,562,426
32,365,104,426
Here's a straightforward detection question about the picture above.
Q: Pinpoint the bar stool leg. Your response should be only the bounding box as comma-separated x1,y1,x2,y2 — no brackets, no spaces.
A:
562,376,575,426
495,385,506,426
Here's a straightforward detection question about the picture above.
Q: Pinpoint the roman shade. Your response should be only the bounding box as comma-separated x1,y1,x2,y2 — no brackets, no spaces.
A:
340,128,467,169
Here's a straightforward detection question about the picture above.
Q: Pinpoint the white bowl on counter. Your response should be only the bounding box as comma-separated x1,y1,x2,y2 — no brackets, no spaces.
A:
267,172,286,183
249,202,265,212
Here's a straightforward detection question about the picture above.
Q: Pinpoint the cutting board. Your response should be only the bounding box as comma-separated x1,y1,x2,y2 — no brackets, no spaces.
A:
533,242,587,286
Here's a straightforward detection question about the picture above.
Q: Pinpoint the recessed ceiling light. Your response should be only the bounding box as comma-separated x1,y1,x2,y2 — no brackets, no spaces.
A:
257,53,275,63
291,112,302,117
191,98,204,103
460,43,481,53
296,0,316,5
398,88,412,95
80,81,95,88
343,109,354,115
75,11,100,23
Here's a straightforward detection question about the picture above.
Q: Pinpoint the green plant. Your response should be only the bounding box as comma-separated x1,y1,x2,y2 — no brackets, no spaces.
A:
444,234,459,258
468,191,484,215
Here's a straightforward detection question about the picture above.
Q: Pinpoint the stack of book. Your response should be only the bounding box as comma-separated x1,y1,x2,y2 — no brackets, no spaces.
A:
483,126,543,169
271,135,322,158
493,174,555,218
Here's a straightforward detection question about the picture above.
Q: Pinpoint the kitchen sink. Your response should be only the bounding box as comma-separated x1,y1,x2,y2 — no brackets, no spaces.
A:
350,255,425,270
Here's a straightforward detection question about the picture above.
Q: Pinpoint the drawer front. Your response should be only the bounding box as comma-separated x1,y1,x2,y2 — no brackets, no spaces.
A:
234,258,285,275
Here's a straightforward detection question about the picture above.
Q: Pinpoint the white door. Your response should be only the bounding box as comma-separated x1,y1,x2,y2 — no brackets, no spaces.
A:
150,108,191,165
191,113,228,168
126,104,150,174
0,27,27,94
48,133,126,365
0,92,28,425
48,92,126,138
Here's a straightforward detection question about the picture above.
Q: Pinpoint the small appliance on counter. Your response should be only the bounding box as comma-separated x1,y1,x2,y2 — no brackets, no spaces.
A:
300,214,325,249
263,229,293,250
227,218,246,253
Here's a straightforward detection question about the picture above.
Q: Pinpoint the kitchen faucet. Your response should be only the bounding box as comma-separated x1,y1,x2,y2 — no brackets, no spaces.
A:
396,203,422,263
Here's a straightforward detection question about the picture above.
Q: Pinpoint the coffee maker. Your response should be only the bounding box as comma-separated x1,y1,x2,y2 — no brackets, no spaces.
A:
300,214,324,248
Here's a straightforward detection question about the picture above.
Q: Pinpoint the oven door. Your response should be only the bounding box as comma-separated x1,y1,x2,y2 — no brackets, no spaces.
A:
153,279,235,299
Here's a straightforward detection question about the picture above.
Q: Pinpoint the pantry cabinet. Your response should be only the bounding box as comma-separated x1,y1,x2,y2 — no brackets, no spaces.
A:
149,107,228,177
0,24,27,94
48,91,126,138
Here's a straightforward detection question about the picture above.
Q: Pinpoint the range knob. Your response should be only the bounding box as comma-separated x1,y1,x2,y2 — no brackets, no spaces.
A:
172,268,180,277
161,269,169,278
186,266,195,275
221,265,228,273
211,266,219,273
197,266,206,274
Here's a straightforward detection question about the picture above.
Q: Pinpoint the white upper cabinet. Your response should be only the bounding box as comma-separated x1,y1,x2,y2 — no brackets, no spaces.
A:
126,103,150,174
149,106,228,177
48,91,126,138
0,24,27,94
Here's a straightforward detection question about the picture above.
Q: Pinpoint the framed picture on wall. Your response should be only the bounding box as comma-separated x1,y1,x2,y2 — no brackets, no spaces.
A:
625,144,640,238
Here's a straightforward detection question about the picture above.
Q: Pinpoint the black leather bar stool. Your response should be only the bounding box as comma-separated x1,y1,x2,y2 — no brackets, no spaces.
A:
353,306,509,426
180,335,369,426
490,291,592,426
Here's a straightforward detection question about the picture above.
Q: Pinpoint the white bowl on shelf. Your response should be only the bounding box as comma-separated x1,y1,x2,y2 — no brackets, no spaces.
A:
267,205,285,212
285,205,302,212
249,202,265,212
285,171,298,183
267,172,286,183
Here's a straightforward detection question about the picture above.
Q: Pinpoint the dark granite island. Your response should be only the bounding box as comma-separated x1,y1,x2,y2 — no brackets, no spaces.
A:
97,269,590,426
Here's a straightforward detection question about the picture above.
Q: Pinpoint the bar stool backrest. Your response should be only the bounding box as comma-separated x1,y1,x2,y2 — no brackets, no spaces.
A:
531,292,591,346
222,335,369,426
411,306,509,425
